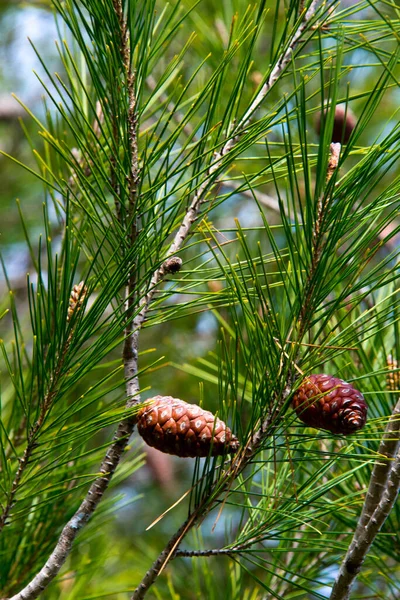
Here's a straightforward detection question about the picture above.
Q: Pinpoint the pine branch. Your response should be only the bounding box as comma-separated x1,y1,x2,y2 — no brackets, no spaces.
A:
4,2,142,596
357,398,400,532
330,398,400,600
128,5,326,597
113,0,141,408
0,283,87,535
174,536,264,559
6,2,366,598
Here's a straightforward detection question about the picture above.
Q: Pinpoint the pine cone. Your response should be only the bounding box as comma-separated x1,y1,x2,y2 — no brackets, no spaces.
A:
292,374,367,435
315,104,357,144
137,396,239,457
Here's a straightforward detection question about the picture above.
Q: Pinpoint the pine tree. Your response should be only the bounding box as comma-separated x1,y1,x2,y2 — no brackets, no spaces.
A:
1,1,400,599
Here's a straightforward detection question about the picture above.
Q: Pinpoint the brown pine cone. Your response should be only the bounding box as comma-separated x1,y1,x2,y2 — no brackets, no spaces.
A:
137,396,239,457
292,374,367,435
315,104,357,144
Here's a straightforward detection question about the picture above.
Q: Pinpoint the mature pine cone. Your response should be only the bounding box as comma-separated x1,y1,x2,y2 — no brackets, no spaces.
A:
137,396,239,457
292,374,367,435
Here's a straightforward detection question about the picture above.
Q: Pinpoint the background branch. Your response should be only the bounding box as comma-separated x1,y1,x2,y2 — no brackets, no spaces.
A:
356,397,400,532
0,284,86,534
330,398,400,600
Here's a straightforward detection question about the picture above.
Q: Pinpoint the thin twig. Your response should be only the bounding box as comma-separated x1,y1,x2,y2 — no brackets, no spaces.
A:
175,547,236,558
330,399,400,600
174,534,269,559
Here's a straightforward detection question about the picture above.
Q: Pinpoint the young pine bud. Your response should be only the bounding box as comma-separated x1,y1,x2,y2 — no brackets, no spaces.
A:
386,355,400,392
326,142,341,182
67,281,87,322
163,256,182,274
